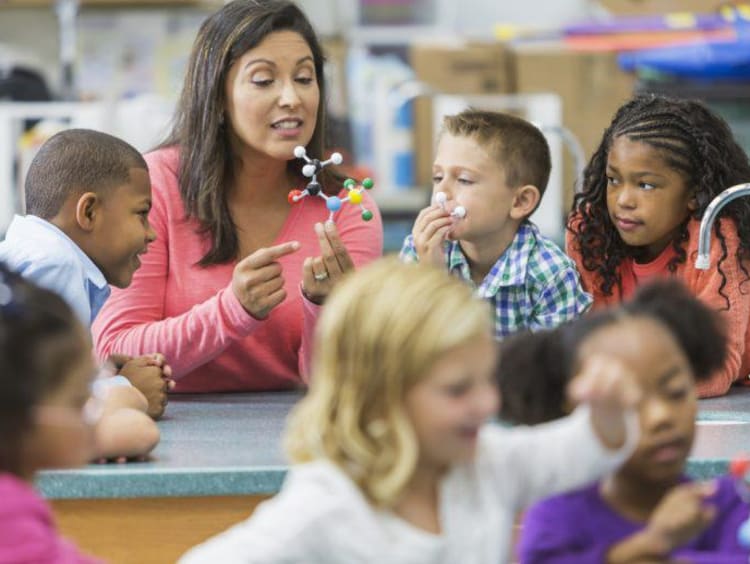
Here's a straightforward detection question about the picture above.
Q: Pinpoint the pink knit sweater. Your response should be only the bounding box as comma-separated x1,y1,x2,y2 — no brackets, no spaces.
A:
93,148,383,393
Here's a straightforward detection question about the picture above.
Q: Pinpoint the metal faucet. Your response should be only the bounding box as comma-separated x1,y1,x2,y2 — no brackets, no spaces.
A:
542,125,586,193
695,182,750,269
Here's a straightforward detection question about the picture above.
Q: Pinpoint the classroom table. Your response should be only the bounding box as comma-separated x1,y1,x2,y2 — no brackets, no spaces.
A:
40,388,750,564
42,392,295,564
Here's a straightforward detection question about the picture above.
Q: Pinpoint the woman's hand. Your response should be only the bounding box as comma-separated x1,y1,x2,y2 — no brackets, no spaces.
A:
232,241,300,319
301,222,355,305
411,204,452,267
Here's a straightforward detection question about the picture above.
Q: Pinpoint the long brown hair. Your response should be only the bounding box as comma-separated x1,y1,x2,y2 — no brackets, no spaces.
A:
162,0,333,266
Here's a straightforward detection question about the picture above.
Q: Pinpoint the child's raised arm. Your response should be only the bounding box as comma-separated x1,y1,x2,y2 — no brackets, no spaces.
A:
568,354,642,451
485,353,641,511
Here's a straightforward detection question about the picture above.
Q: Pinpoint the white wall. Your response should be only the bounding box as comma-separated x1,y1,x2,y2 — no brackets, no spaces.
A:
0,9,60,89
442,0,605,37
318,0,604,37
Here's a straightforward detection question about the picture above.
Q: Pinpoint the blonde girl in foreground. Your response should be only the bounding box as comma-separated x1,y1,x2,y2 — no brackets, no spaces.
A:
181,257,641,563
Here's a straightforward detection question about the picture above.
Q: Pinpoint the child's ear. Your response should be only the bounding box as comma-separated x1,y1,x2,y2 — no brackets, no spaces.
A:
509,185,541,220
687,194,699,212
74,192,100,231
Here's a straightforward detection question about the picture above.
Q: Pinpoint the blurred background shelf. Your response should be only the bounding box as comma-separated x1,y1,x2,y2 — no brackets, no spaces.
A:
0,0,219,6
2,0,747,252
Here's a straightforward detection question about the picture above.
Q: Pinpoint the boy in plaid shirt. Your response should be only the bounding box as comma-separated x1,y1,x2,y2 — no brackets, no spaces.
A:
400,109,591,339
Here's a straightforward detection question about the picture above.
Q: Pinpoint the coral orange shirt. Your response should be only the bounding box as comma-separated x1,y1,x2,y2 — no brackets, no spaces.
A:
93,147,383,393
567,217,750,398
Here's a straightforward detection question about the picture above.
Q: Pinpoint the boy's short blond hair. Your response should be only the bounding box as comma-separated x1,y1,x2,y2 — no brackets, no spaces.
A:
442,109,551,197
285,256,492,506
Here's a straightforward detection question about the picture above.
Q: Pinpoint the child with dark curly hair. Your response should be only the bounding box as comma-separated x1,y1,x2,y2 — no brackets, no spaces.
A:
567,94,750,397
498,281,749,563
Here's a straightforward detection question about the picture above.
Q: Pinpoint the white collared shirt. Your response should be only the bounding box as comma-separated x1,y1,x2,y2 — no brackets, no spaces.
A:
0,214,110,327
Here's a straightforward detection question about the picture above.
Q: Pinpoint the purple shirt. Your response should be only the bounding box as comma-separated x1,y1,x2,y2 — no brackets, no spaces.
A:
519,476,749,564
0,473,101,563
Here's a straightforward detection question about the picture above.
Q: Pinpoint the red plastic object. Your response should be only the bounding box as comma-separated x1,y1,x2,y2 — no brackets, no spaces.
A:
730,456,750,478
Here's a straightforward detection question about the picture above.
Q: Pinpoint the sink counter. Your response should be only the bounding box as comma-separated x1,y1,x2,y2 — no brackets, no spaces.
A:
40,388,750,563
691,387,750,478
38,387,750,499
39,392,298,500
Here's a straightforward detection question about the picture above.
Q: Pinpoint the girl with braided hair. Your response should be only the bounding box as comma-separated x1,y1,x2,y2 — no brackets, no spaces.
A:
567,94,750,398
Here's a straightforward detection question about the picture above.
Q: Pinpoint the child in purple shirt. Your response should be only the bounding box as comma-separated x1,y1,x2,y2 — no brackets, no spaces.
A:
497,280,749,563
519,476,745,563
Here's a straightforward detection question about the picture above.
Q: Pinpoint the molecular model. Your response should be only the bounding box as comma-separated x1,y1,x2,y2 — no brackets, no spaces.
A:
434,192,466,219
729,455,750,548
287,146,375,223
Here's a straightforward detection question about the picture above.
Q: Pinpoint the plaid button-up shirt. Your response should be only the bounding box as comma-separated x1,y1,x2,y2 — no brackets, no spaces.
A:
400,221,592,339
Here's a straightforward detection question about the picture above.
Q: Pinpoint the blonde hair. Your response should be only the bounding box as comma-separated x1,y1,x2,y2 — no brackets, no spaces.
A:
285,256,492,506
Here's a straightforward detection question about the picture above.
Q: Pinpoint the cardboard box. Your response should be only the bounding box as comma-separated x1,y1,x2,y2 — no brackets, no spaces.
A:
512,41,636,208
598,0,723,15
410,42,514,186
406,40,635,207
410,42,514,95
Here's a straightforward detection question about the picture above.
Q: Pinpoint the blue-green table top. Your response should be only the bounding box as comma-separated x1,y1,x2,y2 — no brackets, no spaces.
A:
38,392,298,500
691,387,750,479
37,388,750,499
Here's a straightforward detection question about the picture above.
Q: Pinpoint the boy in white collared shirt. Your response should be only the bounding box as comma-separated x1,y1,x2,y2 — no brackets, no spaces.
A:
0,128,171,420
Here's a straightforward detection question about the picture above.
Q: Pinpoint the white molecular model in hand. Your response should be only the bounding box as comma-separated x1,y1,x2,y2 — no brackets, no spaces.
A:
434,192,466,219
287,146,374,223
